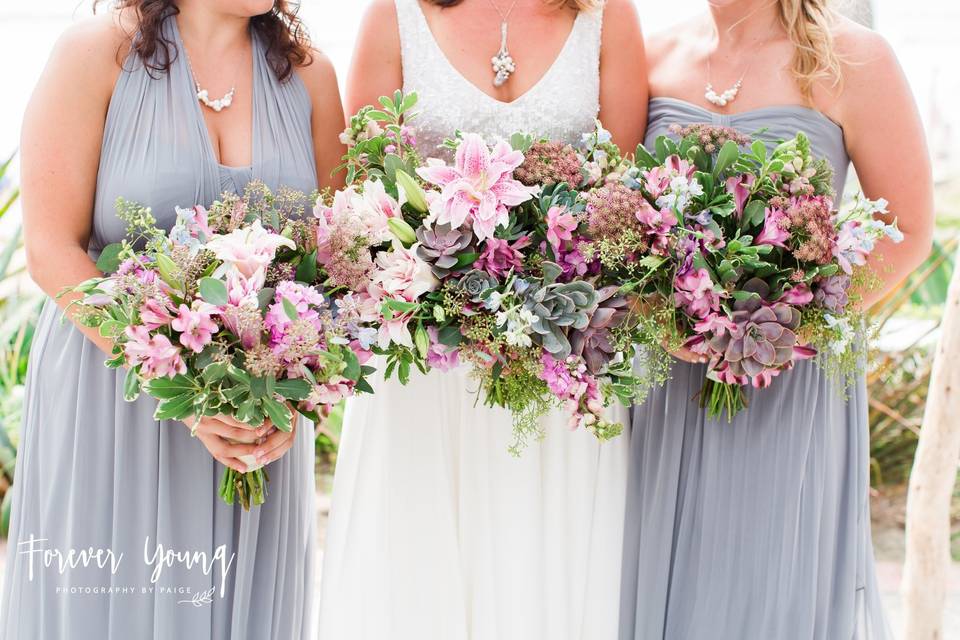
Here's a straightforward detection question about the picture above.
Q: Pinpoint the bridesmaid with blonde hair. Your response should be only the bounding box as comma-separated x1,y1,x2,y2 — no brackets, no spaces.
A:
319,1,647,639
619,1,933,639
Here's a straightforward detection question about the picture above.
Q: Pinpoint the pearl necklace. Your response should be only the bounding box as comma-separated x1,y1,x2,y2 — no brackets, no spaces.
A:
196,85,235,113
486,0,521,87
182,41,238,113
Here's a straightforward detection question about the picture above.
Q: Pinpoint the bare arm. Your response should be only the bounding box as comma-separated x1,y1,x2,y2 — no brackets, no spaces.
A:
344,0,404,116
20,17,127,356
299,51,347,191
597,0,648,153
837,28,935,308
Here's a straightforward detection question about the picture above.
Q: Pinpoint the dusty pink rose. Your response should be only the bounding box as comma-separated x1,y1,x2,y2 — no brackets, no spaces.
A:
370,244,439,302
205,219,295,279
474,236,530,278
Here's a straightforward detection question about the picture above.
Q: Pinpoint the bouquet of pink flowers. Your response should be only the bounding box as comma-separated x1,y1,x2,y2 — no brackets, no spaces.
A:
336,92,643,450
69,183,377,508
603,124,901,419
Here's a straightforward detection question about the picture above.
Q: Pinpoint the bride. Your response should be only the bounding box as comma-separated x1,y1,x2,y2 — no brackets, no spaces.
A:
318,1,646,639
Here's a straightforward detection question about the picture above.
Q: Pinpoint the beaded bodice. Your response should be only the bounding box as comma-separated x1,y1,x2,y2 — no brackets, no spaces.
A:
394,0,603,159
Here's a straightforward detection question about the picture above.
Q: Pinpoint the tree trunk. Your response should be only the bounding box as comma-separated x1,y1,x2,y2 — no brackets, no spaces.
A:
902,246,960,640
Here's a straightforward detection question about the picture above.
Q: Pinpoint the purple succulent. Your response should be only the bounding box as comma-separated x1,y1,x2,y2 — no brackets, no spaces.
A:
709,278,802,380
416,223,474,278
813,274,850,313
570,286,631,374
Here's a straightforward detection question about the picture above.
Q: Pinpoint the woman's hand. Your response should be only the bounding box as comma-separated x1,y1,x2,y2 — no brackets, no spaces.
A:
182,415,271,473
667,344,709,364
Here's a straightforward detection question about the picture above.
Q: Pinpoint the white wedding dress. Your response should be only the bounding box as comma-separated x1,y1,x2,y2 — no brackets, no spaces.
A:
318,3,629,639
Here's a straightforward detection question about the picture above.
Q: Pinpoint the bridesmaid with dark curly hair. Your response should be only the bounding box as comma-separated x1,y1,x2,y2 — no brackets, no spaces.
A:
0,1,344,638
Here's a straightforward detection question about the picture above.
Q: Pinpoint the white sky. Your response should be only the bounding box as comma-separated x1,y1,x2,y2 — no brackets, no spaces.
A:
0,1,957,178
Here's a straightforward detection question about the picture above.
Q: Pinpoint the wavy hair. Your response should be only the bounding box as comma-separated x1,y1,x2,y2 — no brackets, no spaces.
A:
93,0,312,82
777,0,842,102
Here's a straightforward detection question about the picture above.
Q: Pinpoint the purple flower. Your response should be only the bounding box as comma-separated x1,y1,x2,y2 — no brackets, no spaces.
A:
539,353,577,397
474,236,530,278
426,327,460,372
725,174,755,218
813,275,850,313
778,283,814,306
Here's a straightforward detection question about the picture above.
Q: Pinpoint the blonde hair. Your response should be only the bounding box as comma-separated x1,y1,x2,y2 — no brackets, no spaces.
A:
777,0,842,102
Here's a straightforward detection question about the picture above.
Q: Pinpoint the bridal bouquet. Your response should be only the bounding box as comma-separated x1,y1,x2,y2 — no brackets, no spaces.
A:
605,124,902,419
335,92,646,450
68,183,376,508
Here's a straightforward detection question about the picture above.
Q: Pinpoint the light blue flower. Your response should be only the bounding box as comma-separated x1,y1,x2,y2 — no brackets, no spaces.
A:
356,326,378,350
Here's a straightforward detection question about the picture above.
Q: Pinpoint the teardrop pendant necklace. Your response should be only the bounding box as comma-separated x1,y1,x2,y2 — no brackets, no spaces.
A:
486,0,521,87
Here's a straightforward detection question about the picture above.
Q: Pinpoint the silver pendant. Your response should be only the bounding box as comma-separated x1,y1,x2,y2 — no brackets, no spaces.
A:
490,22,516,87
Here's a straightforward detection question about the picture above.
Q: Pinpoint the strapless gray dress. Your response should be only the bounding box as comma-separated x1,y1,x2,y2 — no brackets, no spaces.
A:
1,15,317,640
618,98,892,640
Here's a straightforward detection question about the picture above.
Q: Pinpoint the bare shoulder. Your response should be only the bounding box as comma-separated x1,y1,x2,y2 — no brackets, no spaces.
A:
600,0,643,43
297,49,340,96
601,0,640,25
829,15,906,115
45,12,132,94
644,17,699,69
358,0,401,42
832,15,902,88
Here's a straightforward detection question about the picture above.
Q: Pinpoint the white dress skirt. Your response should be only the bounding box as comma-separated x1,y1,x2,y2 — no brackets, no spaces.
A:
317,2,629,639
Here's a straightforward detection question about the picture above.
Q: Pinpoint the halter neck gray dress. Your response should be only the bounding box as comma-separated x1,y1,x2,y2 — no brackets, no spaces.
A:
618,97,892,640
1,16,317,640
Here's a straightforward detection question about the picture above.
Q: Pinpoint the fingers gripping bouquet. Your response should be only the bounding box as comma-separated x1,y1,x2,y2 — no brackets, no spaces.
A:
68,183,377,508
607,124,902,419
338,92,643,451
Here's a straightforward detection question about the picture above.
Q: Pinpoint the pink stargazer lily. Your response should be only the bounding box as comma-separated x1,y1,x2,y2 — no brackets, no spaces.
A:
205,219,296,279
417,133,538,241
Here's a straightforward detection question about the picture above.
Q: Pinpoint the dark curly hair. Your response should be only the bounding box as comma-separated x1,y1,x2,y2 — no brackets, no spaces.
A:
94,0,312,82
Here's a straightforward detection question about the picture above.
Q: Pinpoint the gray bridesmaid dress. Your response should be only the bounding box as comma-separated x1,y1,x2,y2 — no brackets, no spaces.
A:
1,15,317,640
619,98,892,640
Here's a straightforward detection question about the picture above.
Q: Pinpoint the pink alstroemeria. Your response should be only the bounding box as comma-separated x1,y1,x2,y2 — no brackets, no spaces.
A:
140,297,175,330
755,206,790,248
417,133,538,240
378,312,415,349
779,283,814,306
205,219,296,279
725,174,756,218
674,267,721,320
546,206,578,249
171,302,219,353
123,325,187,379
693,311,738,336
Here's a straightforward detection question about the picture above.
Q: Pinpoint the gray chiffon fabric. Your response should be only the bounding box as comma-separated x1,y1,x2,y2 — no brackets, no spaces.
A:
1,16,317,640
619,98,892,640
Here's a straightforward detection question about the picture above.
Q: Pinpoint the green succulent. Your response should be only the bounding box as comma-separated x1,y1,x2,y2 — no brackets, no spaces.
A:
523,262,598,358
